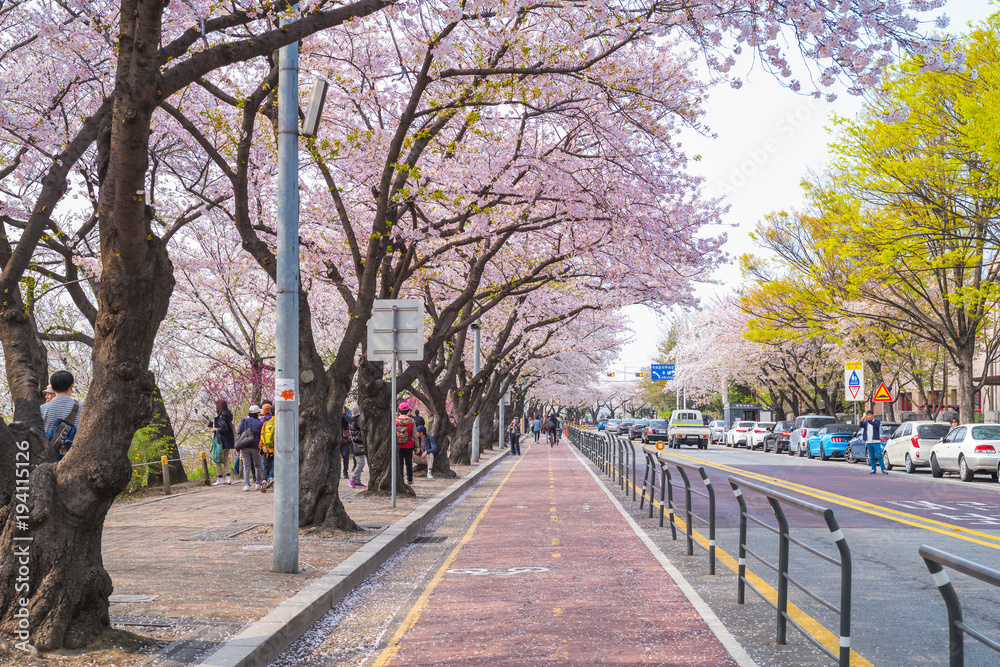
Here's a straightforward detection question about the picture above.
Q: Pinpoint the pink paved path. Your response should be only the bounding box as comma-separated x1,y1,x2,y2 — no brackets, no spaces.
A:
387,438,740,666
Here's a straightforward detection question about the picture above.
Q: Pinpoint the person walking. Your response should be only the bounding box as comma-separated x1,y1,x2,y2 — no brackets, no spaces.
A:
508,417,521,455
414,425,437,478
397,402,416,484
236,405,265,491
211,399,236,485
258,401,274,489
349,405,367,488
861,410,887,475
41,370,81,461
532,415,542,443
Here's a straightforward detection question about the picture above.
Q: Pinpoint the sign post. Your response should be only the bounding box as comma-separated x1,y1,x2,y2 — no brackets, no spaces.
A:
367,299,425,507
845,361,864,425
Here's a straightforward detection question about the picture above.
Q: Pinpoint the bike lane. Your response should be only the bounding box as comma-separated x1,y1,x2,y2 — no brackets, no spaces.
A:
375,439,748,666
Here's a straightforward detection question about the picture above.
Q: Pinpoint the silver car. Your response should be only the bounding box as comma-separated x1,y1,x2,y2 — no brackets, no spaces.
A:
790,415,837,457
930,424,1000,481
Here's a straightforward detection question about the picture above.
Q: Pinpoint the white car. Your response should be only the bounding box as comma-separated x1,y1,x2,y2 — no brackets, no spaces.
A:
929,424,1000,481
726,421,755,447
746,422,776,450
883,421,951,473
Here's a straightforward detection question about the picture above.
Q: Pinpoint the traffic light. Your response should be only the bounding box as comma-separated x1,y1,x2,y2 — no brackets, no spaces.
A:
635,372,643,378
607,372,615,377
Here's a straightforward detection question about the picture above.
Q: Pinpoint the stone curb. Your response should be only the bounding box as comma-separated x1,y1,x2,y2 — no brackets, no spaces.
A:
196,451,510,667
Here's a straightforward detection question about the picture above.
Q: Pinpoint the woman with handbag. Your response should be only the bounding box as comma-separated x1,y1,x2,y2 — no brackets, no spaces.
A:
211,399,236,485
235,405,265,491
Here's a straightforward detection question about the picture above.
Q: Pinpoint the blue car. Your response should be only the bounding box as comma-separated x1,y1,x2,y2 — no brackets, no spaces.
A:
806,424,861,460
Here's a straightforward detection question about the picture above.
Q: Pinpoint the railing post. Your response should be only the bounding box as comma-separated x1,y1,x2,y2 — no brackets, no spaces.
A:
630,441,637,501
769,497,790,645
919,551,965,667
200,451,211,486
676,466,694,556
161,455,171,495
699,468,716,575
826,511,852,667
664,464,677,539
729,480,748,604
658,460,667,528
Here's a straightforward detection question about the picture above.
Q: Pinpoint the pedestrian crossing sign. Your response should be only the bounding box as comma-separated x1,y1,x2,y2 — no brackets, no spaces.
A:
872,382,893,402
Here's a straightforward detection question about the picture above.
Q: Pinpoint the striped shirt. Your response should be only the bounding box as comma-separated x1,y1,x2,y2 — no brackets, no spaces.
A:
41,395,81,434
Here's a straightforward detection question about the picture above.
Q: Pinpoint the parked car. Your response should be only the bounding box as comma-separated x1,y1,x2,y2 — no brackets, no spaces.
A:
805,423,859,460
762,421,795,453
726,421,755,447
641,419,670,445
618,419,635,436
877,422,949,472
605,419,621,436
930,424,1000,481
708,420,726,444
629,419,648,440
667,410,710,449
746,422,777,450
790,414,837,457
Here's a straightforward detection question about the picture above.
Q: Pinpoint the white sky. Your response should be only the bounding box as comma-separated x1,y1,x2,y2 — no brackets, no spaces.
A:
611,0,997,375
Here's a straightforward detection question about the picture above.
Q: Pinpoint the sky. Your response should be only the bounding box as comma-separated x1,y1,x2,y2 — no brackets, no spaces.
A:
610,0,997,377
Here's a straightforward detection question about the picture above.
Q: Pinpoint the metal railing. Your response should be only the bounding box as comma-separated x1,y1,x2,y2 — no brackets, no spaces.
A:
729,475,852,667
919,545,1000,666
642,448,716,574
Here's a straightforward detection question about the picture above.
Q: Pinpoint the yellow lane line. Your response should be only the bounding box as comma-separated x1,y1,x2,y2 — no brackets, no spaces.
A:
662,449,1000,551
372,445,529,666
619,474,871,666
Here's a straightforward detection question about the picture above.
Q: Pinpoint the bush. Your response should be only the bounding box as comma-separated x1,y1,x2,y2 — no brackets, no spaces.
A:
124,425,172,494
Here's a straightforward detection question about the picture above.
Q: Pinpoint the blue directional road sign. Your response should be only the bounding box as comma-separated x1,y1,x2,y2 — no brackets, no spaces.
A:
651,364,675,382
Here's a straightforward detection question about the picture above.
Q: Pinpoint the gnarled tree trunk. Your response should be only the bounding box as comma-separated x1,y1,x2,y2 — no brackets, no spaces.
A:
358,360,411,497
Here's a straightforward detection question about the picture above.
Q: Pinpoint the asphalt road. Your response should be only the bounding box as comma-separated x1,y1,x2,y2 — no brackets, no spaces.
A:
601,435,1000,666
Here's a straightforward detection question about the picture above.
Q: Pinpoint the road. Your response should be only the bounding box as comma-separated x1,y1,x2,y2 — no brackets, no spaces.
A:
605,435,1000,666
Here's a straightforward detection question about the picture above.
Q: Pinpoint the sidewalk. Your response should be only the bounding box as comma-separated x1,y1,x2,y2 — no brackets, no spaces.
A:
374,438,746,666
88,449,505,666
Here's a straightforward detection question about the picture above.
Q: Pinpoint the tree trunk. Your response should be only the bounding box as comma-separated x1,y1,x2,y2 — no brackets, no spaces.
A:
144,384,187,485
0,286,48,429
956,342,976,424
358,360,411,497
0,1,175,649
298,293,356,530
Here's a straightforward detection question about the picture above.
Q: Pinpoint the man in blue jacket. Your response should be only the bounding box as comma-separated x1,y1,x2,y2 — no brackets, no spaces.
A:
861,410,887,475
414,426,437,479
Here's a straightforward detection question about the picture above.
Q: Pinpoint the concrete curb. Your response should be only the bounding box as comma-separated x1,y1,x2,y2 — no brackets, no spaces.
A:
197,451,509,667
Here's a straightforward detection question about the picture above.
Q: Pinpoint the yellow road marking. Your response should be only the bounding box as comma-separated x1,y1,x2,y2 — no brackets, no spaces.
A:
552,552,561,558
551,538,560,546
552,607,563,617
372,446,528,666
620,475,871,666
663,449,1000,551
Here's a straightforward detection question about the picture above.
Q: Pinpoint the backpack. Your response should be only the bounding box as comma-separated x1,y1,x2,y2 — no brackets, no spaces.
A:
46,401,80,461
396,417,413,445
259,417,275,455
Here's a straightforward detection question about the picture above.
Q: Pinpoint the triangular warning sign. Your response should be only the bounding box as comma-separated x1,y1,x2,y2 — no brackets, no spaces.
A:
849,385,860,399
872,382,893,402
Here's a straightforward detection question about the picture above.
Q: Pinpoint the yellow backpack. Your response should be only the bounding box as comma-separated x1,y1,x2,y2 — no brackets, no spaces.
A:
260,417,275,455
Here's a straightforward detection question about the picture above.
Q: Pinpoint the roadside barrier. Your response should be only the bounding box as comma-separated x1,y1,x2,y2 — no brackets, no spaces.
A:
729,475,853,667
918,545,1000,667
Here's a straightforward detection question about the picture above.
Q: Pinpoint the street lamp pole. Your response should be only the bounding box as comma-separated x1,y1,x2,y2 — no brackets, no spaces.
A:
471,322,481,463
273,23,300,574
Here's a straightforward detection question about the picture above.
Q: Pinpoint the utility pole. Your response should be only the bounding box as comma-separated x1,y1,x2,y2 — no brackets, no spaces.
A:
273,22,299,575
